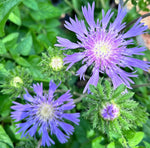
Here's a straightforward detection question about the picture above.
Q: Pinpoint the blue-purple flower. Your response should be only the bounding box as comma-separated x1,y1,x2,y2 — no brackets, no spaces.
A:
11,81,80,147
101,103,119,120
55,2,150,93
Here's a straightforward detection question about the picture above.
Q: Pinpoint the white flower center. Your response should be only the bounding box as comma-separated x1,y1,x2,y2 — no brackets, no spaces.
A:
37,103,54,121
50,57,63,71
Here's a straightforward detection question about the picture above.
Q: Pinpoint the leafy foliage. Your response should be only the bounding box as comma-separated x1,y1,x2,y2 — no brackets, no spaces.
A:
83,80,148,141
0,66,32,98
0,0,150,147
40,47,69,82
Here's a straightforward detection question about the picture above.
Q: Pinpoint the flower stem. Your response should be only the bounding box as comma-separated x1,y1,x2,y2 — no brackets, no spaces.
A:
100,0,106,9
37,138,42,148
74,94,85,103
123,0,129,6
120,12,150,33
132,83,150,88
69,71,90,79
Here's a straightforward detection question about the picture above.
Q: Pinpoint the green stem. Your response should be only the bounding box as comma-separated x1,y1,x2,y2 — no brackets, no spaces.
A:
69,71,90,79
100,0,106,9
64,0,82,17
37,138,42,148
33,78,50,83
74,94,85,103
132,83,150,88
120,12,150,33
123,0,129,6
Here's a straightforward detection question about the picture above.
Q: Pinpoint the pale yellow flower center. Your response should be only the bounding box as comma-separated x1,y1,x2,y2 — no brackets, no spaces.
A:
94,43,111,58
11,76,23,87
37,103,54,121
50,57,63,71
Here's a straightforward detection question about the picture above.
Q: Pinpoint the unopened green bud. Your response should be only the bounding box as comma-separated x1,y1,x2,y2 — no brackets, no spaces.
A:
49,57,63,71
11,76,23,87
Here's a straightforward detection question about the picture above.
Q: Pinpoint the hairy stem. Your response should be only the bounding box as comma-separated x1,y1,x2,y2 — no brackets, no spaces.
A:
74,94,85,103
132,83,150,88
37,138,42,148
120,12,150,33
69,71,90,79
123,0,129,7
100,0,106,9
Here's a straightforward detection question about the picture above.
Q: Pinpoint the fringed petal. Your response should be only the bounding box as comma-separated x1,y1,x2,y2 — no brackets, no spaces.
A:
82,2,96,28
83,68,99,93
55,37,81,50
64,52,85,70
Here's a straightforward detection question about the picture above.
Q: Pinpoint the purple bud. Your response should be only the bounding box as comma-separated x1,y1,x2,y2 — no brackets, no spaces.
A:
101,103,119,120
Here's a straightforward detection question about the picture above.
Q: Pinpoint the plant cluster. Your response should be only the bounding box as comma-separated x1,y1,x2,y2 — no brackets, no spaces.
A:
0,0,150,148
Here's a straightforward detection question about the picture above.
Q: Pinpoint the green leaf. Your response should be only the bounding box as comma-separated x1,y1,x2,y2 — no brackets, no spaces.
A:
87,129,95,138
37,33,50,48
0,95,12,117
97,82,105,98
89,85,97,94
112,84,125,99
4,124,23,143
144,141,150,148
104,80,111,98
23,0,38,10
0,40,7,55
27,55,44,79
116,92,134,103
8,6,21,25
32,33,43,54
30,2,61,21
15,33,33,56
0,125,14,148
87,94,99,101
0,0,22,37
14,56,31,67
45,19,60,29
2,32,19,44
107,142,115,148
74,119,90,144
107,140,124,148
127,132,144,147
2,32,19,51
0,64,9,78
92,136,104,148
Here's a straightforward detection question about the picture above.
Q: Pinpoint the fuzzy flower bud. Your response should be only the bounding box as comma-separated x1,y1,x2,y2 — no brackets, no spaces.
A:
101,103,119,120
10,76,23,87
49,56,63,71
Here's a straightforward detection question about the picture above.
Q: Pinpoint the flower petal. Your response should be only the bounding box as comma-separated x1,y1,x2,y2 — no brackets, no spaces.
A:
33,83,43,97
62,113,80,125
82,2,96,28
83,68,99,93
55,37,81,50
123,18,148,38
64,52,85,70
64,16,88,37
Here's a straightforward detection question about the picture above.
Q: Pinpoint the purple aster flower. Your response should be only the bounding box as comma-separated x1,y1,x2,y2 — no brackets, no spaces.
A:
55,2,150,93
11,80,80,147
101,104,119,120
